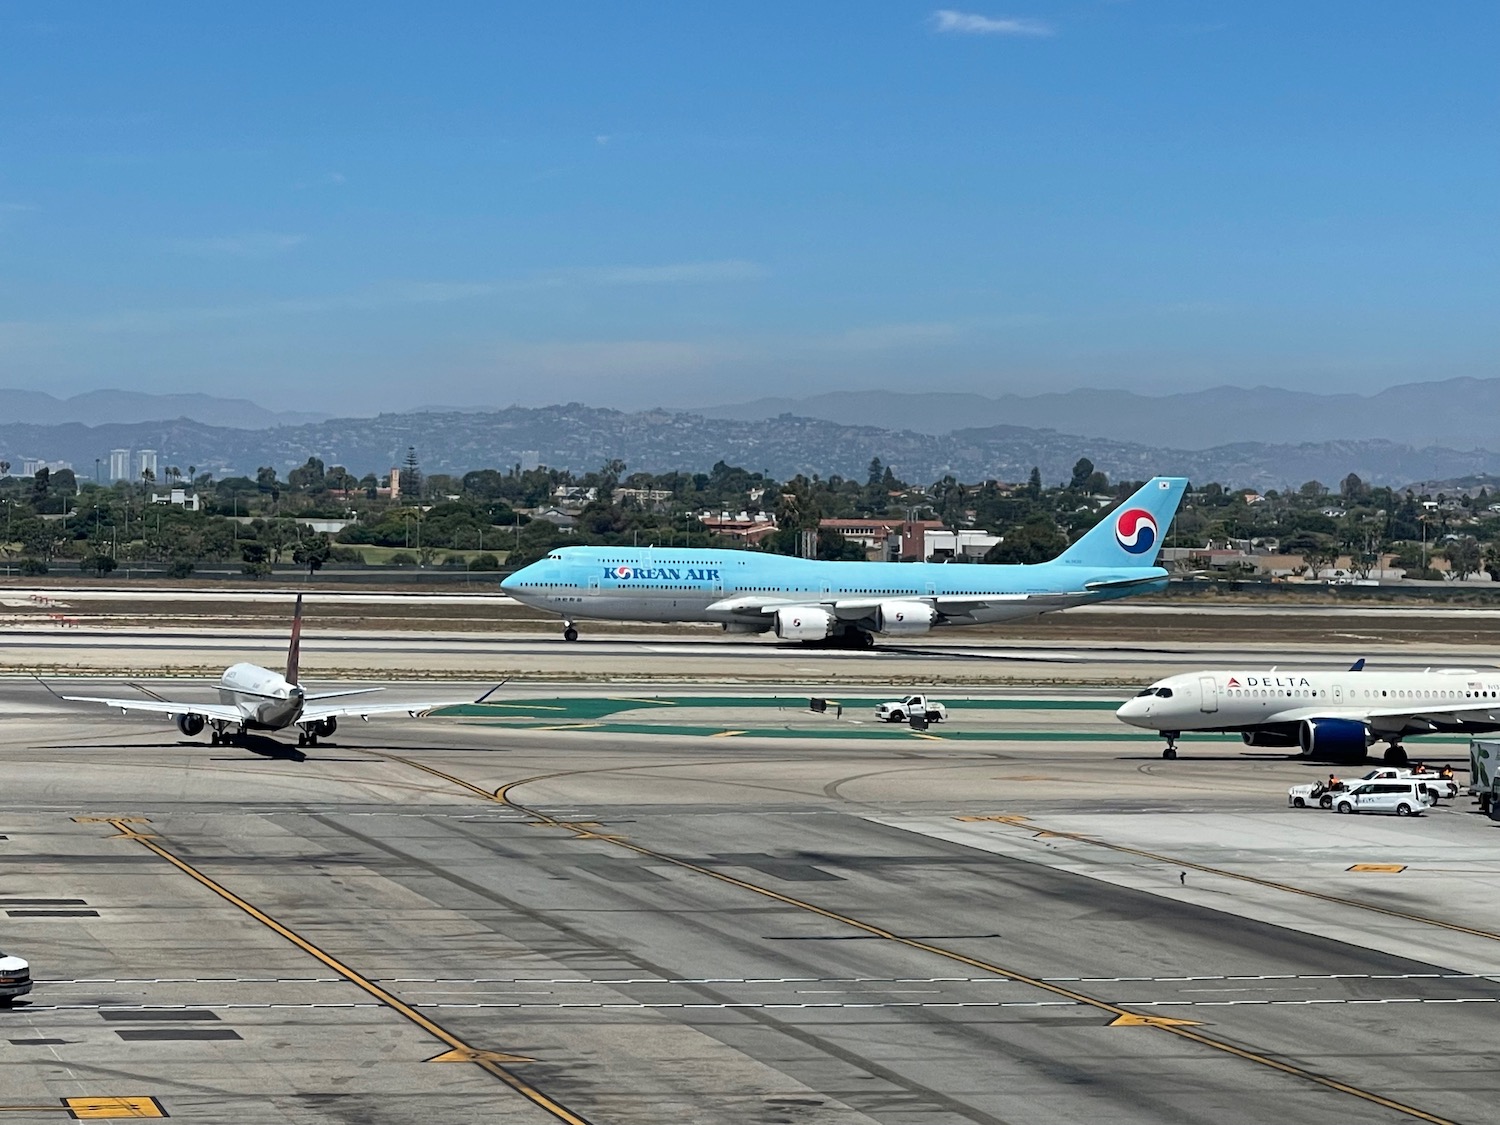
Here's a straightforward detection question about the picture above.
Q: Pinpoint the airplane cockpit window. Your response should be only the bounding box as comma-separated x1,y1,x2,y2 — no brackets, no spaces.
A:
1156,688,1174,698
1136,687,1157,697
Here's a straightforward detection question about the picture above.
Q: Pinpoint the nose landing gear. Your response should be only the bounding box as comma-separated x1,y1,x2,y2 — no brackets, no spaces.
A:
562,619,579,642
1162,732,1180,760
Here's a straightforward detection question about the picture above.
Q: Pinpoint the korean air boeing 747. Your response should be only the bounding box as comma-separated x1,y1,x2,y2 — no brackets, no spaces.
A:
502,476,1187,646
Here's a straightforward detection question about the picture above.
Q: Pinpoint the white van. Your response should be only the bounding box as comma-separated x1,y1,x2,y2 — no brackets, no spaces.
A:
1329,780,1435,817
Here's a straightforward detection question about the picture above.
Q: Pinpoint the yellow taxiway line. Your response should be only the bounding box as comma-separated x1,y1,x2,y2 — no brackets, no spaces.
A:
100,819,593,1125
422,769,1450,1125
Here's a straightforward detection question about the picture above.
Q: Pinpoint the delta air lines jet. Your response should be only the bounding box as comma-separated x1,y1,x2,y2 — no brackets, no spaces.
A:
49,596,475,747
503,476,1187,646
1117,666,1500,764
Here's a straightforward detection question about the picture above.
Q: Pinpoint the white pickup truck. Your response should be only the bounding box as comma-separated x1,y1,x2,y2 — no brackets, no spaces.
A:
875,695,947,723
0,950,31,1004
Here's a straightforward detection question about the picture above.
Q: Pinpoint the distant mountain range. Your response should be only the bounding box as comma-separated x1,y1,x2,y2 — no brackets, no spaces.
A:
695,377,1500,451
0,389,327,429
1,404,1497,490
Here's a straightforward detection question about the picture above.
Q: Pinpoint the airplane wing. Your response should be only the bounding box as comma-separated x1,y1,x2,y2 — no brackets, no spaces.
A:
303,687,384,702
705,592,1084,622
1269,701,1500,729
59,695,244,722
301,699,474,722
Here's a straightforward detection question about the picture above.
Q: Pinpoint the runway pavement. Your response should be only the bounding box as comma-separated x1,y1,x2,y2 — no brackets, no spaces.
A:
3,624,1500,686
1,681,1497,1124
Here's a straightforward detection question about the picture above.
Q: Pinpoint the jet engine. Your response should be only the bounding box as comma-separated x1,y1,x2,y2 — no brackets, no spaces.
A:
175,713,205,737
1241,727,1299,748
874,600,937,637
774,606,836,641
313,717,337,738
1297,717,1370,763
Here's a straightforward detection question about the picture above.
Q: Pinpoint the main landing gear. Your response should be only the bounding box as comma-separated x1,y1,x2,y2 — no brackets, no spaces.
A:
1383,741,1408,767
297,730,320,748
1161,732,1180,760
562,619,579,642
209,722,242,748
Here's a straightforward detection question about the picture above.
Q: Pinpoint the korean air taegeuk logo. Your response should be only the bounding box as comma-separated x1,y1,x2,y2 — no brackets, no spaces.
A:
1114,508,1158,555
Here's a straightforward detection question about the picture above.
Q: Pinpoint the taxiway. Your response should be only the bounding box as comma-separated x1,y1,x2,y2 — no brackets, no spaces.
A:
0,671,1496,1123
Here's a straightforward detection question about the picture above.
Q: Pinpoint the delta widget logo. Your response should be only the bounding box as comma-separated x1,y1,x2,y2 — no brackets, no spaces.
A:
1114,508,1158,555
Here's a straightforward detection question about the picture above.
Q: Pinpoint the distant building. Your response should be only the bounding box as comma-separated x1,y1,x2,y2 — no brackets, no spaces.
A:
109,449,131,481
519,451,541,471
137,449,158,480
150,488,201,512
818,518,903,561
20,458,73,477
532,507,578,529
923,528,1000,561
613,487,674,509
700,512,778,546
899,520,946,562
389,467,402,502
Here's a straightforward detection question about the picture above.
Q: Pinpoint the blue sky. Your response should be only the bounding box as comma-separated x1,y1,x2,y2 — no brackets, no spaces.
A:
1,2,1496,413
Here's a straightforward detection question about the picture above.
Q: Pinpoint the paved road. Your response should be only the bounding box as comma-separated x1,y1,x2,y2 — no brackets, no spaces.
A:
0,703,1494,1123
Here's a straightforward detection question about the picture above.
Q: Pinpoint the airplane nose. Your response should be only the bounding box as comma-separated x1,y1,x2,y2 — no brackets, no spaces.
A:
1116,698,1151,728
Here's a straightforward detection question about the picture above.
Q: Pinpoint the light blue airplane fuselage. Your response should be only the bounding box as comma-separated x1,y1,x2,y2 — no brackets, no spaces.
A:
504,548,1165,624
502,477,1188,640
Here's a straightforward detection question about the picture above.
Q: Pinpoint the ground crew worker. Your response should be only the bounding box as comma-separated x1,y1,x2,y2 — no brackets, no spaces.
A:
1328,773,1342,790
1440,764,1455,780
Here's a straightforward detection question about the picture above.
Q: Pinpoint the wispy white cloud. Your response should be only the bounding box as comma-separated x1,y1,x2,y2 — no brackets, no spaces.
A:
565,260,765,286
171,232,306,259
931,9,1053,36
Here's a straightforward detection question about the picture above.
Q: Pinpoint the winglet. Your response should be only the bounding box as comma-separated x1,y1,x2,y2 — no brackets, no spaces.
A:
286,594,304,686
474,679,509,704
1349,657,1366,672
32,673,64,699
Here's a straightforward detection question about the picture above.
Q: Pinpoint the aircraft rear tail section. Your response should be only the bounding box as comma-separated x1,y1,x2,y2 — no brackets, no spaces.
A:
1058,477,1188,569
286,594,303,685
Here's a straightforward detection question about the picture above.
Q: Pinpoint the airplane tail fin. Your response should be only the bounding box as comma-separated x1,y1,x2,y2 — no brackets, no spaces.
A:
286,595,304,686
1057,477,1188,568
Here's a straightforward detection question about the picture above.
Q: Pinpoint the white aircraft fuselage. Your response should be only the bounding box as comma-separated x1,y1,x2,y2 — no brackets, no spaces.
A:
1117,668,1500,763
217,661,306,730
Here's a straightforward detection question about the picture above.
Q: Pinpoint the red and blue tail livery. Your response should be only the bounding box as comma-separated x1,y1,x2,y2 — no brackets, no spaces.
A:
1113,508,1159,555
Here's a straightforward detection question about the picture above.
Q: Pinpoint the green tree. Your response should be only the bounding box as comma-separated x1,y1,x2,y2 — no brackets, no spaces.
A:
240,541,271,577
83,553,118,577
287,457,326,493
293,532,332,576
983,516,1067,565
1443,536,1482,581
1069,458,1094,491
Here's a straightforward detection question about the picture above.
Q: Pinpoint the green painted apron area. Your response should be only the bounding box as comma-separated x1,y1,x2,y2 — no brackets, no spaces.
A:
431,695,1479,745
434,695,1119,722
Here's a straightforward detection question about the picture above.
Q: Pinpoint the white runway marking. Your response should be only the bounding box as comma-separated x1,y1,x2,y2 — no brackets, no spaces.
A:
20,996,1500,1013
